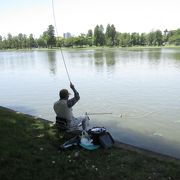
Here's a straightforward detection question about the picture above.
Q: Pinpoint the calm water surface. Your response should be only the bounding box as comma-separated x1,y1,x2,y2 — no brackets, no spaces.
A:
0,48,180,158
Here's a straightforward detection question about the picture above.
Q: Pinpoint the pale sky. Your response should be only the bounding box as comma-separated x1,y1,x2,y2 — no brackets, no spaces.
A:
0,0,179,38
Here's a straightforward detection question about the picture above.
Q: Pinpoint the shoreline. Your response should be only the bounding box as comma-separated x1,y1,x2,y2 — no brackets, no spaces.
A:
1,105,179,163
0,45,180,52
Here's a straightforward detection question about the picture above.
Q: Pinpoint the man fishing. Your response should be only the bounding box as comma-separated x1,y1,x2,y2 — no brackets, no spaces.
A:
53,82,89,131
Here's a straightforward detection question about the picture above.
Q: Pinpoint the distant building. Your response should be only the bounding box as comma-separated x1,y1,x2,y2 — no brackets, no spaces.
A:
63,32,71,39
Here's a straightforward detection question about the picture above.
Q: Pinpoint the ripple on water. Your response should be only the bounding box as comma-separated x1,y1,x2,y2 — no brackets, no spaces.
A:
153,132,163,137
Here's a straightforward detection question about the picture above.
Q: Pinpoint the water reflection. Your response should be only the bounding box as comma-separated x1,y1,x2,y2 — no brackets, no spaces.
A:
0,51,35,71
171,52,180,61
93,50,104,65
147,49,161,62
105,50,116,66
93,49,117,67
46,51,57,75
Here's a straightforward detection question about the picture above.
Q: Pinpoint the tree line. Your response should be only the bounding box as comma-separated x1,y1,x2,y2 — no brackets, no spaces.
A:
0,24,180,49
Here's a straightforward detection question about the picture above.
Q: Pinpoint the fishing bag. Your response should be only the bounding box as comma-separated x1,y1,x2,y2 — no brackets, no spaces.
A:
88,127,106,145
88,127,114,148
98,132,114,149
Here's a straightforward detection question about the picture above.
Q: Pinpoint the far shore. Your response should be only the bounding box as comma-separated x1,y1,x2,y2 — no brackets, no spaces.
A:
1,45,180,52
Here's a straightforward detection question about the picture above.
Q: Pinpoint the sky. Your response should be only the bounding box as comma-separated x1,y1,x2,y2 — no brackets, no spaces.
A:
0,0,180,38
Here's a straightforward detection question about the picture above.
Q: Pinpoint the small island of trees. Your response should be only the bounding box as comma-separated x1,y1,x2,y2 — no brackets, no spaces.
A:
0,24,180,49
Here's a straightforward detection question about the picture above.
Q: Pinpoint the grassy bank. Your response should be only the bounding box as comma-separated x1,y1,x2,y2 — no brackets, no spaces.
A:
1,45,180,52
0,106,180,180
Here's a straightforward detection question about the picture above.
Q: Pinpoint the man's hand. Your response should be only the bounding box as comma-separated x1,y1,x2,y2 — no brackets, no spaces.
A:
70,82,75,89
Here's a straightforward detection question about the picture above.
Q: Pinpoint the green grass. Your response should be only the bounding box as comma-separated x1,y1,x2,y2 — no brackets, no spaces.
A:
0,106,180,180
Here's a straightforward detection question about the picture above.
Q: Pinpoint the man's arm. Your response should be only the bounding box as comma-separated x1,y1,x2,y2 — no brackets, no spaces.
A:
67,82,80,108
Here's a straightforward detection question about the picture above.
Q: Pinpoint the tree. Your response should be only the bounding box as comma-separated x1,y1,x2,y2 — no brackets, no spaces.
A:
77,34,88,47
64,37,74,47
110,24,117,46
46,25,56,48
87,29,93,37
13,36,20,49
56,36,64,47
99,25,105,46
22,34,28,48
105,24,116,46
139,33,147,46
168,29,180,45
94,25,105,46
105,24,111,46
147,31,156,46
131,32,140,46
7,33,13,48
87,29,93,46
37,36,46,48
163,29,169,44
117,33,131,47
147,30,163,46
28,34,36,48
42,31,48,48
0,35,2,49
17,33,24,48
94,25,99,46
72,34,87,47
155,30,163,46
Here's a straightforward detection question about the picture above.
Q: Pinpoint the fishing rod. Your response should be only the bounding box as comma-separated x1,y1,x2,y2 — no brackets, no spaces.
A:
51,0,71,83
85,112,123,118
86,112,113,115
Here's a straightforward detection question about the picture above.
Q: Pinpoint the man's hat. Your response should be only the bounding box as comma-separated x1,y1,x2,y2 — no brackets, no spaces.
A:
59,89,70,99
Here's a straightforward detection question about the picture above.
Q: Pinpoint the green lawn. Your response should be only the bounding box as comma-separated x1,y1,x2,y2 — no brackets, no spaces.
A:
0,106,180,180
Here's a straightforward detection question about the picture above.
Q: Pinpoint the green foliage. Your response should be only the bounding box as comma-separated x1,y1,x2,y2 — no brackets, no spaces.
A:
105,24,117,46
131,32,140,46
117,33,131,47
147,30,163,46
36,36,46,48
76,34,88,47
155,30,163,46
28,34,36,49
64,37,75,47
56,36,64,47
0,25,180,50
139,33,147,46
44,25,56,48
168,29,180,45
94,25,105,46
87,29,93,38
86,29,93,46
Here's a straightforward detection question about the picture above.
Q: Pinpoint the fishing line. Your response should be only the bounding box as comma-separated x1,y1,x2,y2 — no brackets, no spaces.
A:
86,111,154,119
51,0,71,83
111,111,154,119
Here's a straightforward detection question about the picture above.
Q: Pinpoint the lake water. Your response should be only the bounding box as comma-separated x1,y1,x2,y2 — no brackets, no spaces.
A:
0,48,180,158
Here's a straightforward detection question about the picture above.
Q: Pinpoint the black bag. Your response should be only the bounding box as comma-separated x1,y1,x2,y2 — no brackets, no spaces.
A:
88,127,106,145
88,127,114,148
98,132,114,149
